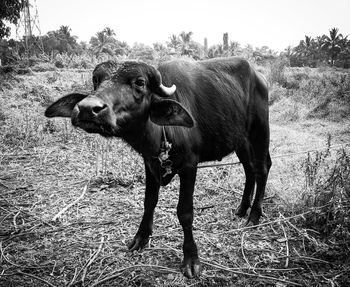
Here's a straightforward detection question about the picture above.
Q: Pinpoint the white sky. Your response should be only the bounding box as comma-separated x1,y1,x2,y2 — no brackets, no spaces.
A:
12,0,350,52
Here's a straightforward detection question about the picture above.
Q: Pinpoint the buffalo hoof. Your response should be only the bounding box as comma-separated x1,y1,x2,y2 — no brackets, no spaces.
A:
235,203,250,218
128,234,150,251
182,257,200,278
246,208,262,226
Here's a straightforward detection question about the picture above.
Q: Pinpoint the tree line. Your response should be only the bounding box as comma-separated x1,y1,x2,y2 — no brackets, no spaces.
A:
0,25,279,66
285,28,350,68
0,0,349,68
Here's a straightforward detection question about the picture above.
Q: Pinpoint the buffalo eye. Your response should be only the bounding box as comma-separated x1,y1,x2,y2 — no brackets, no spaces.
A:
135,78,146,88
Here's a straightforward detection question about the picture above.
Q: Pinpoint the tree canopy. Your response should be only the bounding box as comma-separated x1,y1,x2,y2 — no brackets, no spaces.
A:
286,28,349,68
0,21,349,69
0,0,25,39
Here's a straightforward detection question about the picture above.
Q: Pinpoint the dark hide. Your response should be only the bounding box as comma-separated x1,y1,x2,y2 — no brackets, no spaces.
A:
45,57,271,278
92,60,120,90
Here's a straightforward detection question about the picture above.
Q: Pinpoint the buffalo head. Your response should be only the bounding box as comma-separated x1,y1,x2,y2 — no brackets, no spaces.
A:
45,61,194,138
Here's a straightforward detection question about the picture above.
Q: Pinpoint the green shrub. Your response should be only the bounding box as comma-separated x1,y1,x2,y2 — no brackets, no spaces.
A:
54,60,64,68
304,72,350,121
267,57,289,86
268,83,287,105
278,68,350,121
301,143,350,243
31,62,57,72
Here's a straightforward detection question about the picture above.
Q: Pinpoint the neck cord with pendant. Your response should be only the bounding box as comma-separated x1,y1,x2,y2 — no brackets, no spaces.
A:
158,126,173,177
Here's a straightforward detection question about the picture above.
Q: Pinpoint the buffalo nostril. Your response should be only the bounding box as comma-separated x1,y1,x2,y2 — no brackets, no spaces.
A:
92,104,107,115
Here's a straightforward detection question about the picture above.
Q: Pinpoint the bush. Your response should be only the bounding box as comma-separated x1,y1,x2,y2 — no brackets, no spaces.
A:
267,57,289,86
268,83,287,105
277,68,350,121
31,62,57,72
301,143,350,249
54,60,64,68
304,72,350,121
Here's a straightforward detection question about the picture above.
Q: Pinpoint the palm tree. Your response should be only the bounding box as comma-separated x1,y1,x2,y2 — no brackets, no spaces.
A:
179,31,193,44
314,36,327,64
103,27,116,37
301,36,314,57
58,25,71,38
207,44,223,58
179,31,193,55
167,34,181,52
89,27,116,58
293,36,316,66
322,28,344,66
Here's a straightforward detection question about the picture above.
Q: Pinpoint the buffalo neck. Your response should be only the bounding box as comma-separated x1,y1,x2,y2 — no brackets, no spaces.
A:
121,119,163,159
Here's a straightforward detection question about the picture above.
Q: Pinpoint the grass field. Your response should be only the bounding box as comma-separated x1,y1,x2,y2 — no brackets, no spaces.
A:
0,62,349,286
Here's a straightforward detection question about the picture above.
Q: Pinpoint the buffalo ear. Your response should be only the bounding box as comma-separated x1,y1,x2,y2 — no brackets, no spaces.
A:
150,97,194,127
45,93,88,118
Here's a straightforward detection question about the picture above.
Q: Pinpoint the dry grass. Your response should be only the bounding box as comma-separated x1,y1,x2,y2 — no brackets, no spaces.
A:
1,67,349,287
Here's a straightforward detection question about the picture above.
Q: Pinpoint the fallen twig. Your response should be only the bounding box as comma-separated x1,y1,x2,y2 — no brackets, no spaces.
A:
90,264,180,287
52,183,88,221
0,179,10,189
68,267,78,287
81,235,106,285
279,219,290,268
12,210,21,232
160,245,302,285
214,206,332,235
241,232,252,269
0,271,57,287
201,259,302,286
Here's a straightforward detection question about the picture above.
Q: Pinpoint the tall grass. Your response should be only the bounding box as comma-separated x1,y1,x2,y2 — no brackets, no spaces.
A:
268,61,350,123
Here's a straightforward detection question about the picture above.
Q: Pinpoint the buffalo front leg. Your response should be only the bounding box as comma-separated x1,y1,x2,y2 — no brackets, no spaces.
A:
177,166,200,278
128,162,160,251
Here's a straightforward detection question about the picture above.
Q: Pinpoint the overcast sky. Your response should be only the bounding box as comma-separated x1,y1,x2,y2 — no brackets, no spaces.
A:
13,0,350,52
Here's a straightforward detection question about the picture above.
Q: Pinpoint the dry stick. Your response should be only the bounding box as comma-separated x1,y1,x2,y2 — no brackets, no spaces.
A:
213,206,334,235
91,264,180,287
296,255,330,264
1,195,56,229
0,241,22,268
200,259,302,286
0,241,5,263
0,179,10,189
94,262,112,284
279,219,290,268
81,235,105,285
0,271,57,287
68,267,79,287
285,218,316,242
241,232,252,270
50,260,57,277
163,245,301,285
12,210,20,232
52,183,88,221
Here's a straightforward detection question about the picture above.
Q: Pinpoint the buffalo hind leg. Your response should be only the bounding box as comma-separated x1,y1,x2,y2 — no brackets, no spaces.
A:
248,151,272,225
128,163,160,251
247,117,272,225
177,166,200,278
235,142,256,218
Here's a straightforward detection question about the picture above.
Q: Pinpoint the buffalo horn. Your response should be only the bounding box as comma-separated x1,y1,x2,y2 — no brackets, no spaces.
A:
159,84,176,96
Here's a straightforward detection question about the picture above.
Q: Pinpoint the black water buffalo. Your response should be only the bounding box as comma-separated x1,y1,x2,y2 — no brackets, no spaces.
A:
45,57,271,278
92,60,119,90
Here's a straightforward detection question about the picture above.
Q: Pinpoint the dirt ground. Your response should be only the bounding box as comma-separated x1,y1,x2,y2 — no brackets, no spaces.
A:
0,69,349,286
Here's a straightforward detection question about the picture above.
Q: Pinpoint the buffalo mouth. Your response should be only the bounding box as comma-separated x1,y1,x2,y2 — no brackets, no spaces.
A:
71,118,118,137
